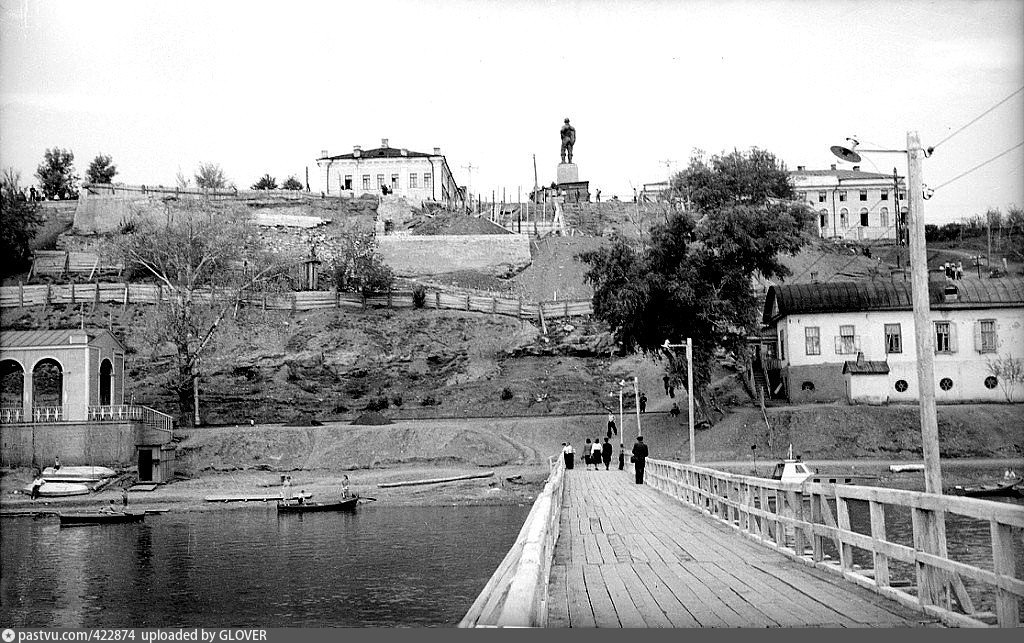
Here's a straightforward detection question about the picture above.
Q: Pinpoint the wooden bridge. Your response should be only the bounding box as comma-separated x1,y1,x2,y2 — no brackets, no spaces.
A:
460,458,1024,628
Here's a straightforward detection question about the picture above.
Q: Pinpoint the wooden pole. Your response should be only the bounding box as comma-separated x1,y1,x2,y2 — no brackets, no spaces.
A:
907,131,941,495
633,376,642,438
687,338,695,464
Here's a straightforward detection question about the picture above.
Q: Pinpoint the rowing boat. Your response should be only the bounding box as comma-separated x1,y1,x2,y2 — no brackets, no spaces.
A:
276,496,359,514
26,481,92,497
42,466,117,482
59,511,146,527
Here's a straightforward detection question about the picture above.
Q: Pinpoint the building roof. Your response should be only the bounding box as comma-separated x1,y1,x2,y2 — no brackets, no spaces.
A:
318,146,436,161
790,169,892,180
763,276,1024,323
0,328,125,350
843,360,891,375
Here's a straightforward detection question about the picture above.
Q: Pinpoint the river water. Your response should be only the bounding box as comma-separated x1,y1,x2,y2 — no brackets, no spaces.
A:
0,504,531,628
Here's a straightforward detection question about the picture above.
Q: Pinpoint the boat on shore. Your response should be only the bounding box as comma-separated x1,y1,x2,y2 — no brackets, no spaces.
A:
59,511,146,527
277,496,359,514
27,481,92,497
42,466,117,482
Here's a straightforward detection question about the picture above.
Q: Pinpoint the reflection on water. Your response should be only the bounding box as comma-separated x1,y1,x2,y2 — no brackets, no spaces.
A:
1,504,530,628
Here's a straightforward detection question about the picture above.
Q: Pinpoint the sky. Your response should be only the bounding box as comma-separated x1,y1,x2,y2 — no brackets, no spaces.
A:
1,0,1022,225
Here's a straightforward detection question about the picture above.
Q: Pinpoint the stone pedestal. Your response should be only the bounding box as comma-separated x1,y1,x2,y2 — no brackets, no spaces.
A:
557,163,579,184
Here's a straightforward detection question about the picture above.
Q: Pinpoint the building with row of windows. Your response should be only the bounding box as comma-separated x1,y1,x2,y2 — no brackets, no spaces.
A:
790,165,908,243
316,139,464,208
760,277,1024,405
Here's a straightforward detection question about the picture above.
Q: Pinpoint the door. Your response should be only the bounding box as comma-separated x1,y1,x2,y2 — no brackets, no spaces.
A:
138,448,153,482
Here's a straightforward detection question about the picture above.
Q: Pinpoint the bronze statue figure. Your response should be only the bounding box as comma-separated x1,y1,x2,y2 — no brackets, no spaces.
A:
560,118,576,164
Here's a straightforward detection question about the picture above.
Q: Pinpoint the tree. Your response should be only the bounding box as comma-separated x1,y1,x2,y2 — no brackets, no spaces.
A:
112,201,287,426
282,176,304,191
194,162,227,189
251,174,278,190
86,154,118,184
329,226,394,296
986,355,1024,403
580,147,813,422
35,147,79,199
175,169,192,190
0,168,43,276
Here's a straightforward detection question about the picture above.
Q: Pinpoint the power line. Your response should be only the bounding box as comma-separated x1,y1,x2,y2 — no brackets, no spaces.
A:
932,141,1024,192
933,85,1024,150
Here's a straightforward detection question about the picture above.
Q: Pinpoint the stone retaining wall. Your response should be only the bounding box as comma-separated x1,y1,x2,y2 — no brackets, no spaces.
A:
377,234,532,277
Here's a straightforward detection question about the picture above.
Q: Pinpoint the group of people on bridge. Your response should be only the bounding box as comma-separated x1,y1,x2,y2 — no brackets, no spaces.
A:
560,435,649,484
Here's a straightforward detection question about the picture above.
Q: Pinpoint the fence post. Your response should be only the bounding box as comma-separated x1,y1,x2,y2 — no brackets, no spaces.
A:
45,283,51,308
19,281,23,308
868,501,890,589
465,294,470,311
435,291,441,309
492,296,497,313
387,288,393,308
335,290,340,309
291,292,297,315
71,282,76,305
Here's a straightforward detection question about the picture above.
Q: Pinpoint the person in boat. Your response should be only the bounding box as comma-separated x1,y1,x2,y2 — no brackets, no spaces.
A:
297,491,306,505
100,499,119,514
54,456,61,471
121,487,129,507
341,475,351,499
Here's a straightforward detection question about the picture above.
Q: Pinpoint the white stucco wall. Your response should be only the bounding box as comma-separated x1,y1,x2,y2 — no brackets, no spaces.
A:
777,306,1024,403
317,155,458,205
792,174,904,241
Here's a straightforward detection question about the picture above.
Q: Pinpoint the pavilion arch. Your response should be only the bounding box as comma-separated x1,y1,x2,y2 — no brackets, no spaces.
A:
0,359,25,407
31,358,63,408
100,358,113,406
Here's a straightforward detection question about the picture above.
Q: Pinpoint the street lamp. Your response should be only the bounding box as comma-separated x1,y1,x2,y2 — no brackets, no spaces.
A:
830,132,942,494
662,338,695,464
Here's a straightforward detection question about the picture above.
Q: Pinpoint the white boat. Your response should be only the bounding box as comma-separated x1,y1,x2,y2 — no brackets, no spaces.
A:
41,466,116,482
889,464,925,473
769,445,875,485
26,481,92,497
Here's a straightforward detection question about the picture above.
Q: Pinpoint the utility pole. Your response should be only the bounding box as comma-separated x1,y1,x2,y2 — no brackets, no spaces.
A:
632,377,642,438
532,154,539,203
987,210,992,272
461,162,476,206
893,168,902,269
907,131,941,495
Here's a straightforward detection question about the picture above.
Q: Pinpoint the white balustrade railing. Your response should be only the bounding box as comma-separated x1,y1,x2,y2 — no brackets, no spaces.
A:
31,406,63,423
0,406,24,423
87,404,143,422
459,455,567,627
644,458,1024,628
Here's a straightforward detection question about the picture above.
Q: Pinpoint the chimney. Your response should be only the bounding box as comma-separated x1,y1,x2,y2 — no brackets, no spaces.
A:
320,149,329,159
830,164,837,170
381,138,389,148
433,147,441,155
796,165,805,171
852,165,860,171
400,148,408,157
353,145,361,158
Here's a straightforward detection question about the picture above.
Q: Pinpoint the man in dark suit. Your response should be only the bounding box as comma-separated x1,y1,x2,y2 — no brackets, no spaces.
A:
632,436,649,484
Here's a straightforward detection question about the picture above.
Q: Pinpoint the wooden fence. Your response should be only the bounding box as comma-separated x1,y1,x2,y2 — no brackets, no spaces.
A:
459,456,566,627
644,459,1024,628
0,282,593,322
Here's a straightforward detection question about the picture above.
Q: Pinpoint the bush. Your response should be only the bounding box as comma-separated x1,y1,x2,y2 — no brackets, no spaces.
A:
364,396,390,412
391,394,404,407
500,387,514,401
420,395,440,407
412,284,427,308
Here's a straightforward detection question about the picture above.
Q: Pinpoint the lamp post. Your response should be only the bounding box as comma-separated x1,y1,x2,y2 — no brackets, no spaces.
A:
830,133,941,494
662,339,695,464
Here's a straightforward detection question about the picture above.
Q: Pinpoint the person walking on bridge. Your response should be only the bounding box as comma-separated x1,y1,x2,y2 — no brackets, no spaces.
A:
632,436,649,484
591,439,602,471
601,438,613,470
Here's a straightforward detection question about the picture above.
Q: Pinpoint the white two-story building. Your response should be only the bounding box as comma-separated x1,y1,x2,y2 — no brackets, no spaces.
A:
316,138,463,208
790,165,907,243
762,277,1024,404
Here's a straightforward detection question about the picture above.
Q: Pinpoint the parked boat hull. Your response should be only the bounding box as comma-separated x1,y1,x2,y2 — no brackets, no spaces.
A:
59,511,146,526
277,497,359,513
42,466,117,482
26,482,91,497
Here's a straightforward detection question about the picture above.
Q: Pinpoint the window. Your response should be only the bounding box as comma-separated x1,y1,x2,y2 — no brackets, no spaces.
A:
934,321,956,353
344,175,353,190
424,173,432,189
819,210,828,229
840,208,849,227
362,175,371,190
884,324,902,354
836,324,858,355
778,328,786,360
898,191,906,201
409,173,418,188
377,174,385,187
860,207,869,226
391,173,399,189
859,189,868,201
797,191,806,201
976,319,997,353
805,327,820,355
838,191,847,202
985,376,998,389
880,207,889,228
939,377,953,391
894,379,908,392
880,190,889,201
818,191,826,203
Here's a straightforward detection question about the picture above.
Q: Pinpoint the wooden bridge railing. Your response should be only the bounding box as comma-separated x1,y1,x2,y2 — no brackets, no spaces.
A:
644,459,1024,628
459,456,566,628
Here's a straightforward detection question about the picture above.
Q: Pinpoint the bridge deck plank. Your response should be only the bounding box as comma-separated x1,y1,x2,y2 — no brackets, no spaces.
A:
545,469,924,628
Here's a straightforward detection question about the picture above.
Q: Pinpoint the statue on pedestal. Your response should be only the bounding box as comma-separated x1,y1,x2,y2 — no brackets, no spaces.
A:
560,118,576,164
